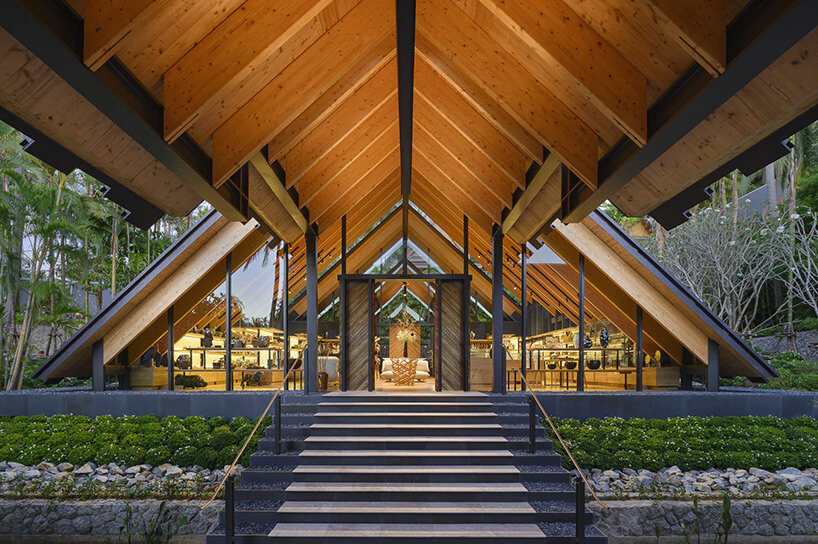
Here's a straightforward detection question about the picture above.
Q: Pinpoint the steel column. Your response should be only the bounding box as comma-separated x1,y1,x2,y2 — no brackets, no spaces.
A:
521,243,527,382
225,254,232,391
463,215,470,390
707,339,720,392
577,254,585,391
491,225,505,393
283,244,290,390
636,306,644,391
305,227,319,393
91,339,104,392
167,306,174,391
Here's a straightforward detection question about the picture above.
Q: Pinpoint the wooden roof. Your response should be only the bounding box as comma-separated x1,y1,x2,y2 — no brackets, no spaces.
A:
1,1,815,243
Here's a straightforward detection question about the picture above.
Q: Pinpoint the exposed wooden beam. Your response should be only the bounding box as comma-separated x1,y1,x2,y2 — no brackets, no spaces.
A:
212,0,394,187
464,0,647,146
563,0,817,223
646,0,726,77
164,0,336,142
1,1,246,223
416,0,598,188
83,0,173,71
502,152,561,237
248,153,308,238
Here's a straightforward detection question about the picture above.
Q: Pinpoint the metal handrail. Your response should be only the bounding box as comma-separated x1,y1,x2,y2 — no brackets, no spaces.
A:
504,348,607,509
201,358,298,509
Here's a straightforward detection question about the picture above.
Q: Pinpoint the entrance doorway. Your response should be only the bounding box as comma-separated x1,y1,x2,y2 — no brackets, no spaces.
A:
338,274,470,392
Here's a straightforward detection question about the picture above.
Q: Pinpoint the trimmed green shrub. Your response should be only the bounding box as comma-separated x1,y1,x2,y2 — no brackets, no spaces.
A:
547,416,818,472
211,430,239,451
218,445,239,467
0,415,268,470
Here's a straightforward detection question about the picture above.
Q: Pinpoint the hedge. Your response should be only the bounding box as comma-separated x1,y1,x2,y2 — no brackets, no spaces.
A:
547,416,818,472
0,415,271,470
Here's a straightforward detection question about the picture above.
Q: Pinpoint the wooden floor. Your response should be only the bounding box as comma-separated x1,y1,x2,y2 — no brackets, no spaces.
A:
374,377,436,392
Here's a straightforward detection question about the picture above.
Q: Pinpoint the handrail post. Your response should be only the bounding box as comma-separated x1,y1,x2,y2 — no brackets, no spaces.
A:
225,474,234,544
274,395,282,455
575,476,585,544
528,396,536,454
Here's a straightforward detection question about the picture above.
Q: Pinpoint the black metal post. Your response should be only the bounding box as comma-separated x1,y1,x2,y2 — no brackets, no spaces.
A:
274,395,282,455
680,347,694,390
305,226,318,393
283,244,290,390
436,278,442,392
225,254,233,391
528,396,536,454
91,339,104,392
368,279,374,392
167,306,174,391
575,477,585,544
225,474,234,544
636,306,644,391
463,215,470,391
707,338,720,392
521,242,527,381
491,224,505,393
577,254,585,391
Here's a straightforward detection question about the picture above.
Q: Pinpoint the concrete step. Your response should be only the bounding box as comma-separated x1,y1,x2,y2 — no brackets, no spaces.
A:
291,465,521,483
301,422,506,437
267,522,547,543
314,412,498,424
274,500,536,524
250,450,562,467
297,435,511,450
284,481,528,502
317,401,496,413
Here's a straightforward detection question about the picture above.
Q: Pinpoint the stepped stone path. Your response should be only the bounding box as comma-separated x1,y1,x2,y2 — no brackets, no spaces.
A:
207,392,608,543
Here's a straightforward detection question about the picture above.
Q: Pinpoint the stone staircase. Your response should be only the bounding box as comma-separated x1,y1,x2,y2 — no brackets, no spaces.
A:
207,392,608,543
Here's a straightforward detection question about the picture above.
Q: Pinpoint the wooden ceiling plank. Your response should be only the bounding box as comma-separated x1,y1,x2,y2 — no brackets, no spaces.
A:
315,158,401,230
413,150,499,229
267,37,396,163
413,57,529,178
413,123,510,212
412,166,494,234
212,0,394,187
84,0,173,71
646,0,726,77
416,0,598,188
285,61,398,186
296,117,398,201
461,0,647,146
415,39,542,165
305,127,399,215
164,0,342,142
414,93,521,194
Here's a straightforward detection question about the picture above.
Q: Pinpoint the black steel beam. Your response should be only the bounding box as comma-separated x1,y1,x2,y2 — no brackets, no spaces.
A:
396,0,416,195
707,339,721,392
402,196,409,273
167,306,174,391
565,0,817,222
2,0,245,222
91,339,104,392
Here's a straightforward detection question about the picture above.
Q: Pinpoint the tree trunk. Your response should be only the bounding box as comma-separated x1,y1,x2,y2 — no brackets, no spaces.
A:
111,205,118,298
764,163,778,218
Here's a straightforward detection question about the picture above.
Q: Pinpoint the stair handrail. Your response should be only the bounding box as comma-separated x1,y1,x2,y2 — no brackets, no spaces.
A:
504,347,607,509
201,357,299,509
